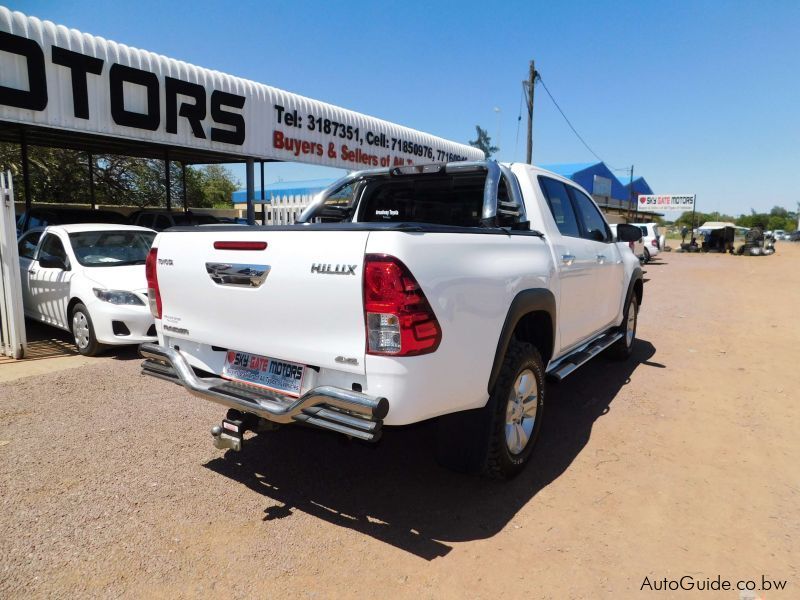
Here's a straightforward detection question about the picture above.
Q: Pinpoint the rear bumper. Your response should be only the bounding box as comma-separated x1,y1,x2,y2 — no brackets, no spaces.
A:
139,343,389,442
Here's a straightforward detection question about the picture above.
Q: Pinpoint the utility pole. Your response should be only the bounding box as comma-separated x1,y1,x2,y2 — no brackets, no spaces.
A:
629,165,635,221
524,60,537,165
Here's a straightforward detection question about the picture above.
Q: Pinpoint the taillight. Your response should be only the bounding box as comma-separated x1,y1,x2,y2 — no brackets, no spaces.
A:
651,239,658,247
363,254,441,356
145,247,162,319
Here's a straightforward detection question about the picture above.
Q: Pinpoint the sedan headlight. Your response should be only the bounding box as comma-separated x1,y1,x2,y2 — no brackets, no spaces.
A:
93,288,145,306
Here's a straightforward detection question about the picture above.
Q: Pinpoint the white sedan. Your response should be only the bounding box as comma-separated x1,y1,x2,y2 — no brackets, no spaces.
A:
17,223,158,355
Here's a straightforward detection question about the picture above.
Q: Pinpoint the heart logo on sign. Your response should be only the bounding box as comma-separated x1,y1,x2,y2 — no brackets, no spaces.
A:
640,197,646,204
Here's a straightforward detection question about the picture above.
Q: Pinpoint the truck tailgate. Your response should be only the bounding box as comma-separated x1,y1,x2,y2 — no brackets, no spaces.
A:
154,229,369,374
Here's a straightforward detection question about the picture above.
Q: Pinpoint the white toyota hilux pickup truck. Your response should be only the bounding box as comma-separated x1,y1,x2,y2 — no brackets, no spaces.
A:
140,160,643,478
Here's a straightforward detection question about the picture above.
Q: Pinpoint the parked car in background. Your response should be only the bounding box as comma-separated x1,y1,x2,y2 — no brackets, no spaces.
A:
128,209,222,231
773,229,786,240
16,224,157,355
217,216,250,225
629,222,662,262
788,231,800,242
16,206,128,236
610,223,645,263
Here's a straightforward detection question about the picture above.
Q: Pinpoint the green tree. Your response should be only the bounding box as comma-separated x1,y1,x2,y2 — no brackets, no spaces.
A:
468,125,498,158
190,164,239,208
0,142,239,209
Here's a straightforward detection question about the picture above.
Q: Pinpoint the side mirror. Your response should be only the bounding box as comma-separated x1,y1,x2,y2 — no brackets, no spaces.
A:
39,256,67,270
616,223,643,243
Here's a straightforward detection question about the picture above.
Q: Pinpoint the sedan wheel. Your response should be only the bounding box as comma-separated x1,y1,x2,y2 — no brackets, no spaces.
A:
71,303,103,356
73,311,90,350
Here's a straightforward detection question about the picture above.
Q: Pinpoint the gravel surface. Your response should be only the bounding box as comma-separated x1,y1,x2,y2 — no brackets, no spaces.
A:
1,245,798,598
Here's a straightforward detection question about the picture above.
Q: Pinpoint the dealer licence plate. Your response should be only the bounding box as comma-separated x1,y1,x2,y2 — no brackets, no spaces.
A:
222,350,305,397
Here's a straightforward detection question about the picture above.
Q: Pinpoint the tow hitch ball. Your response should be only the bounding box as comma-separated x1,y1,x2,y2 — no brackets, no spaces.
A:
210,409,252,452
210,421,243,452
210,410,276,451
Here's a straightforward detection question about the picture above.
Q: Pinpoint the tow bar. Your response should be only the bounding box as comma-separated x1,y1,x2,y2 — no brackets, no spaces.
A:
209,409,278,452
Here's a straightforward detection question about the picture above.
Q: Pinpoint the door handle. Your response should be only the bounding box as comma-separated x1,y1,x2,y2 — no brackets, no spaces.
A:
561,254,576,266
596,254,606,264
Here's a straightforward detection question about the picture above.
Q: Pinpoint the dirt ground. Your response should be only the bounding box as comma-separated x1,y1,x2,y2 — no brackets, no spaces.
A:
1,244,798,599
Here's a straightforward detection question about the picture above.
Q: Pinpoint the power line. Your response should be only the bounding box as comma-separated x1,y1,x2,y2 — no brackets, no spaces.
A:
536,74,607,165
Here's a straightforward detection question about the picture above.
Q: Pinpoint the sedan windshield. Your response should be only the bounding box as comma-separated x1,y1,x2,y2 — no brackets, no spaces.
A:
68,231,156,267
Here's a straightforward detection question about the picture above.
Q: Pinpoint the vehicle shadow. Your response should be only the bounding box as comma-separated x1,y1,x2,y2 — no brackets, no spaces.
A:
21,319,79,361
204,340,657,560
22,319,144,362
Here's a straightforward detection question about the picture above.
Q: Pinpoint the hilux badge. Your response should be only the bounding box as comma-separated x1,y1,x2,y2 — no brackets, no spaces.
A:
311,263,357,275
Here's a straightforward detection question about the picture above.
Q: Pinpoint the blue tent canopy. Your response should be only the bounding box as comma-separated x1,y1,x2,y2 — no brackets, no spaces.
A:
539,161,632,204
621,176,654,196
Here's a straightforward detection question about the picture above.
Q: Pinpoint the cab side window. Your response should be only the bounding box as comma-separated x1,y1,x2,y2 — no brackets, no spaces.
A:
538,176,580,238
569,187,611,243
18,231,42,259
38,233,70,268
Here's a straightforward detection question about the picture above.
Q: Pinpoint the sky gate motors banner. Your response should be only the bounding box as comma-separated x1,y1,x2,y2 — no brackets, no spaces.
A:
0,8,482,170
637,194,695,213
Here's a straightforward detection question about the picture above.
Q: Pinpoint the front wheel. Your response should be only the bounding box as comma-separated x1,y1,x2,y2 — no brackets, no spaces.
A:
71,303,104,356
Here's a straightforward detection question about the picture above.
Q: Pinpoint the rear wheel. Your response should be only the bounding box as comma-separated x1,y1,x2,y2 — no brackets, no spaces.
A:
436,340,545,479
643,247,651,263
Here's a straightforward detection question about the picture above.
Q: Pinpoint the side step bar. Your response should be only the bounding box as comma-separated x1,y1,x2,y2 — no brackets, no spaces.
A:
546,331,623,381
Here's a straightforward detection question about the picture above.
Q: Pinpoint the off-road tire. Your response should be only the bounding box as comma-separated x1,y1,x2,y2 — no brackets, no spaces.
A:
435,340,545,479
610,295,638,360
71,303,103,356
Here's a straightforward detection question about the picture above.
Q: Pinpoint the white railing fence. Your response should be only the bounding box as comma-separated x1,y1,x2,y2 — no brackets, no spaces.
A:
259,193,315,225
0,171,26,359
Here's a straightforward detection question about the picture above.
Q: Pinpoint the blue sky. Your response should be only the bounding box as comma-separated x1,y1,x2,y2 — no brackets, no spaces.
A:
10,0,800,215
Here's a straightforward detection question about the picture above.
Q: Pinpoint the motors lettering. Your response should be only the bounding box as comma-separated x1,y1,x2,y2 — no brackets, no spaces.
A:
228,352,303,380
0,30,245,144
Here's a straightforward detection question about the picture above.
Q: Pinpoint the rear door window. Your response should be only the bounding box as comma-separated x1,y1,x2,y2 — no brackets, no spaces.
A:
538,176,580,238
569,187,611,242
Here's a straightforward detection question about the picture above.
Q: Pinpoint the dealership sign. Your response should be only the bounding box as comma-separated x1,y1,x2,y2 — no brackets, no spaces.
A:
0,8,481,169
637,194,695,213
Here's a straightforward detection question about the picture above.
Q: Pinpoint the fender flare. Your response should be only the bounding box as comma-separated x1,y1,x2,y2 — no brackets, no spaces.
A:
624,267,644,313
487,288,556,393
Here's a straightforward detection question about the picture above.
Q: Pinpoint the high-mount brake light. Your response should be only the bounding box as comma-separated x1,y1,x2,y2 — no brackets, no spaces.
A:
213,241,268,250
389,164,445,176
363,254,441,356
145,247,162,319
